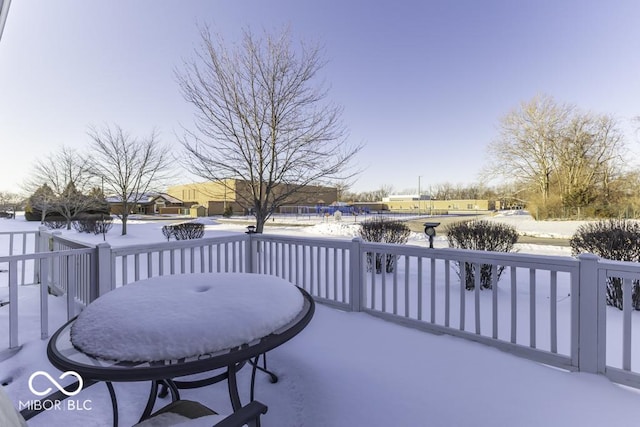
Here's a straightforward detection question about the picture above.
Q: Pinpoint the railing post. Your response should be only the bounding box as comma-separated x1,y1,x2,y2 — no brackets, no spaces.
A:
244,234,256,273
35,226,50,284
349,237,364,312
577,253,602,373
96,242,113,299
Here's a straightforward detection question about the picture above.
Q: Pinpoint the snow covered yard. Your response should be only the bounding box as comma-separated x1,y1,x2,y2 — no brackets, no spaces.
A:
2,212,640,426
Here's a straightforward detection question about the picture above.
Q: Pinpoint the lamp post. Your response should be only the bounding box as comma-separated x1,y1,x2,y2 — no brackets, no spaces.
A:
423,222,440,249
418,176,421,215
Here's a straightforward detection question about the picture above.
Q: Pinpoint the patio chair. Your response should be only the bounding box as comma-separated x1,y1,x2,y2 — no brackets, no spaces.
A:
133,399,268,427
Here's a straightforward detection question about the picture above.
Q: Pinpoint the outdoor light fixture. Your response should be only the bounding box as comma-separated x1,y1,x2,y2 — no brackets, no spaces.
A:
246,225,256,234
423,222,440,249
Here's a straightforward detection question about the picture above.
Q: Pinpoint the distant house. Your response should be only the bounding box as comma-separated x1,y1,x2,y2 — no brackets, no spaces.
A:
105,192,184,216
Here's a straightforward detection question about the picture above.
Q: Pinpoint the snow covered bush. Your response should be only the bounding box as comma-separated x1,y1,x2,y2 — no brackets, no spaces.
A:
161,222,205,240
445,220,518,290
570,219,640,310
44,219,66,229
72,214,113,235
359,218,410,273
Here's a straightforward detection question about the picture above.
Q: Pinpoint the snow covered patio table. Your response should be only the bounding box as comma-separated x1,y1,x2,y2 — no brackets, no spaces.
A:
45,273,315,427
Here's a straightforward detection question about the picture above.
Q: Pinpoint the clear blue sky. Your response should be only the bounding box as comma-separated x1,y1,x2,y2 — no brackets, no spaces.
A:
1,0,639,195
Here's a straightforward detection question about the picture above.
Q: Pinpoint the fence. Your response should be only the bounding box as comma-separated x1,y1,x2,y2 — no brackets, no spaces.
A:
0,231,40,286
2,230,640,389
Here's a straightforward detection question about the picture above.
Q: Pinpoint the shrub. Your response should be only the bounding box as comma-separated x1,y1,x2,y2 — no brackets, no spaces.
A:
445,220,518,290
359,218,410,273
570,219,640,310
161,222,205,240
95,216,114,235
72,214,113,235
162,225,173,241
222,204,233,218
44,219,66,229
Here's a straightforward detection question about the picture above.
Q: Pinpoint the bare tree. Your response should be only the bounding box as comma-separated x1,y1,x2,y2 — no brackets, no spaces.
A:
551,113,625,208
486,95,629,218
177,26,361,232
0,191,22,218
487,95,571,202
26,184,56,223
28,146,98,229
88,125,173,235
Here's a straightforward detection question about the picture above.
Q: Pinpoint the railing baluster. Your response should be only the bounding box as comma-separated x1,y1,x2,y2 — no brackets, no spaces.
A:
623,277,632,371
492,265,498,340
147,252,153,279
460,262,466,331
21,234,27,285
232,241,237,273
529,268,536,348
510,266,517,344
216,243,221,273
371,251,376,310
40,258,49,339
122,255,128,285
417,257,423,321
404,256,410,317
381,252,386,312
392,254,398,315
444,259,450,327
474,262,481,334
550,270,557,353
302,245,307,291
9,259,18,349
341,248,346,303
333,247,338,301
200,245,206,273
324,247,329,298
430,258,436,324
134,253,140,281
208,245,213,273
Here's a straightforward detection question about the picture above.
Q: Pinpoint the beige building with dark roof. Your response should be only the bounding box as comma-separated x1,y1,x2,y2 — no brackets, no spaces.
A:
167,180,338,215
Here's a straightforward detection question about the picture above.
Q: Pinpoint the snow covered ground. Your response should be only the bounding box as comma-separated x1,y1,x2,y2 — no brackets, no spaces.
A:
2,212,640,426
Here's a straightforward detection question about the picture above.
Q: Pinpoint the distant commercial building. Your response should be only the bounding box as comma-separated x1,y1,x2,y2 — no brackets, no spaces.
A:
380,195,495,214
166,180,338,216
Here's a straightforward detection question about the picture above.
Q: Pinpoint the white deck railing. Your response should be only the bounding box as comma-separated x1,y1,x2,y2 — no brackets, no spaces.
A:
0,230,40,286
3,229,640,388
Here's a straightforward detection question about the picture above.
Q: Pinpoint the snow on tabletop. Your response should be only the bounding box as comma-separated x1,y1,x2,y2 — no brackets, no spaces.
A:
70,273,304,362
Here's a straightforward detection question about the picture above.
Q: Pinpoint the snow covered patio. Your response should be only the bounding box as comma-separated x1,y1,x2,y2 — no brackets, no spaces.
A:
17,302,640,427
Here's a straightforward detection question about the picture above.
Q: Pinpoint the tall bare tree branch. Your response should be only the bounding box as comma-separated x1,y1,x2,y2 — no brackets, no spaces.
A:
176,25,362,232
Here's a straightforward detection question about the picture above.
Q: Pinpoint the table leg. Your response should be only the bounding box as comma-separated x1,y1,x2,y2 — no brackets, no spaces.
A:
139,380,181,423
249,353,278,402
251,353,278,383
164,379,180,401
227,363,242,411
105,381,118,427
139,381,159,422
